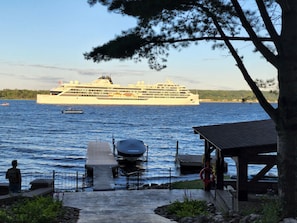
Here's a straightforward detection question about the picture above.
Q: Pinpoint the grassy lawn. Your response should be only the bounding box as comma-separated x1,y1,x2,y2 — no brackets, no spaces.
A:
171,180,204,189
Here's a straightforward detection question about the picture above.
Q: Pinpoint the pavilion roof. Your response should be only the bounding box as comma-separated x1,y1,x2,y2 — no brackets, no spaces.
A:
193,119,277,156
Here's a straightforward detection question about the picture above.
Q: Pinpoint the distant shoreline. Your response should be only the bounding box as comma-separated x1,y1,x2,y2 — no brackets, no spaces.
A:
199,99,277,103
0,98,277,103
0,89,278,102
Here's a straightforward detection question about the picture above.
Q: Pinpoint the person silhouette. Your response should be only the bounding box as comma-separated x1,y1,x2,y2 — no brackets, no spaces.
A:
6,160,22,193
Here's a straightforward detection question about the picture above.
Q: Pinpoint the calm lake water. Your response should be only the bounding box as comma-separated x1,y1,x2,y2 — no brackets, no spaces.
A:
0,100,274,190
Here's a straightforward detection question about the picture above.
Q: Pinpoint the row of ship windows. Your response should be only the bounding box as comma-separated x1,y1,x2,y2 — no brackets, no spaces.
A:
62,93,188,98
71,88,187,93
74,86,185,91
63,92,188,97
66,90,188,95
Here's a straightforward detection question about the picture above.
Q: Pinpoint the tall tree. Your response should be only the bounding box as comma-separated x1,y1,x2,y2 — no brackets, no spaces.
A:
85,0,297,218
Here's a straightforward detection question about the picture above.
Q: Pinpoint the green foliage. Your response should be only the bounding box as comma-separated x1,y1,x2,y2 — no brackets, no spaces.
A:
257,199,282,223
238,198,282,223
196,90,278,102
85,0,246,70
167,198,208,218
0,196,63,223
84,34,146,61
0,89,48,100
85,1,280,72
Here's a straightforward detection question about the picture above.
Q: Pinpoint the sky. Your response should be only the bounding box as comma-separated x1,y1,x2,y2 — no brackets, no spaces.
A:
0,1,277,90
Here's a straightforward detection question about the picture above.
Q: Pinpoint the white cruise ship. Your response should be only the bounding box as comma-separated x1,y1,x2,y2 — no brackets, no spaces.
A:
36,76,199,105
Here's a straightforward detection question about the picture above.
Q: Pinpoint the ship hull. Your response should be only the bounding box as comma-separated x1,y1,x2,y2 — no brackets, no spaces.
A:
36,95,199,106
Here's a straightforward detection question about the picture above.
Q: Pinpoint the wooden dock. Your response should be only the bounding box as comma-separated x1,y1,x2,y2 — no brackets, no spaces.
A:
176,154,205,173
85,141,118,191
174,142,216,173
176,154,227,173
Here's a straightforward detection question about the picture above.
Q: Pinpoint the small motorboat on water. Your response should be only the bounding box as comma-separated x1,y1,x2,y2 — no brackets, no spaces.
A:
1,102,9,106
116,138,147,162
61,108,84,114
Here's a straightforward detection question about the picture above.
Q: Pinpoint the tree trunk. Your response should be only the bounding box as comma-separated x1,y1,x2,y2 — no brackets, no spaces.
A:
277,2,297,218
277,128,297,217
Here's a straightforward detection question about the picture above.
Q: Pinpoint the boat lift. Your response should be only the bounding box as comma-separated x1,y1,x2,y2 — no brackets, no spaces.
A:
112,137,149,163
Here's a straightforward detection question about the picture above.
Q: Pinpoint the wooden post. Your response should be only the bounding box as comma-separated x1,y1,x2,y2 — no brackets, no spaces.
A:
235,156,248,201
169,168,172,190
76,171,79,192
112,137,115,155
175,141,179,157
52,170,55,192
216,149,224,190
204,141,211,163
203,141,212,191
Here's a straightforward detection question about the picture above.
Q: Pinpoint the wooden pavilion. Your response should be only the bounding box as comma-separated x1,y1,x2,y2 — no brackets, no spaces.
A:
193,119,277,201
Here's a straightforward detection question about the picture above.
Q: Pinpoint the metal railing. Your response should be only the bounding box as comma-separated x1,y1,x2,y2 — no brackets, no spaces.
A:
116,168,174,190
20,168,189,192
21,171,86,192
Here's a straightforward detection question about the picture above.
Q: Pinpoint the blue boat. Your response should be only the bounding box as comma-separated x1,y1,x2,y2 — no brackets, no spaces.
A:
116,139,147,162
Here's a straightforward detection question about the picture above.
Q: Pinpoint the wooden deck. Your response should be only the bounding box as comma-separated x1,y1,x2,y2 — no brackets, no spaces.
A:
0,179,54,205
211,189,235,212
176,155,204,173
85,141,118,191
22,187,54,198
0,183,9,195
176,154,227,173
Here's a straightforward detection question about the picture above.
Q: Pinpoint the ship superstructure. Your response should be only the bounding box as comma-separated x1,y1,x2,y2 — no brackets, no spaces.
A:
36,76,199,105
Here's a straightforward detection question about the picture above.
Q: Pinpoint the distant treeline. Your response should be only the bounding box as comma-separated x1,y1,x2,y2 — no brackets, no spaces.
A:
0,89,278,102
0,89,48,100
191,89,278,102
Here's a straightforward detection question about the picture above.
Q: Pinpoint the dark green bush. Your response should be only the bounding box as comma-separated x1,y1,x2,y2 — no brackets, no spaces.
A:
0,196,62,223
167,198,208,218
257,199,281,223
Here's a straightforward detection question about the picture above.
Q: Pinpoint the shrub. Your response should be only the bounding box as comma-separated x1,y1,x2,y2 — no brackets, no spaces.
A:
0,196,63,223
167,198,208,219
257,199,281,223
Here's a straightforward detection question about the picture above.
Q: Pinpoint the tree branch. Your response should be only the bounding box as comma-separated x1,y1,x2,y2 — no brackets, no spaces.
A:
208,7,277,121
255,0,281,51
231,0,278,68
148,36,272,44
